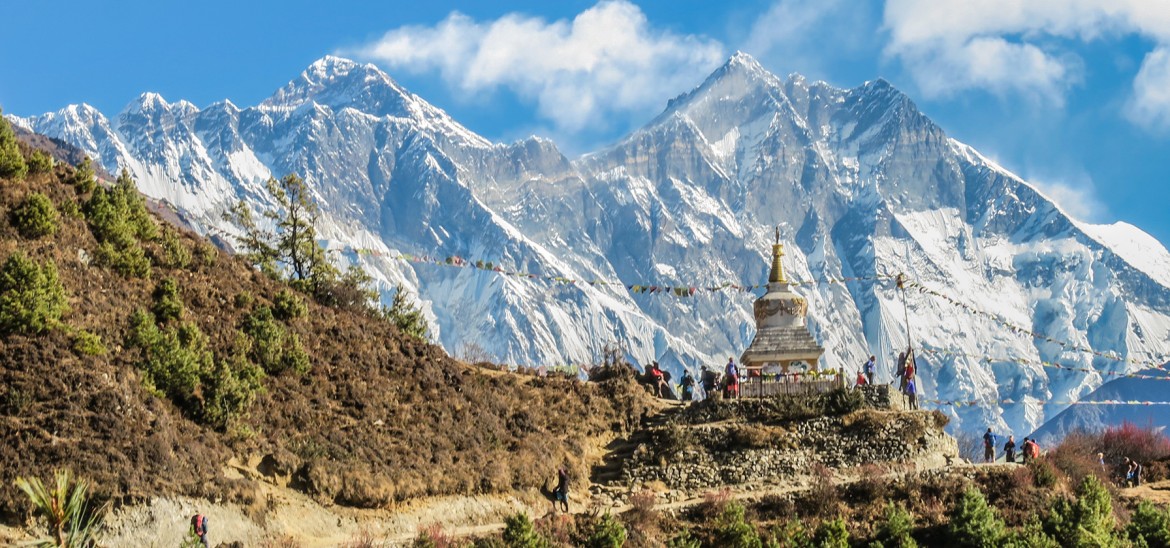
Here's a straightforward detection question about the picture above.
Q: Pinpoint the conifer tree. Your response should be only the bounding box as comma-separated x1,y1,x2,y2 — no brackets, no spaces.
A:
0,108,28,181
947,487,1005,548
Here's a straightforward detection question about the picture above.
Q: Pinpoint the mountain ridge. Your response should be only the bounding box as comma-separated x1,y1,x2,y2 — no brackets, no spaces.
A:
11,52,1170,437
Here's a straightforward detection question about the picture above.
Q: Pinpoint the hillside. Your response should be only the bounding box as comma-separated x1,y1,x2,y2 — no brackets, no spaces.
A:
14,53,1170,438
0,130,650,523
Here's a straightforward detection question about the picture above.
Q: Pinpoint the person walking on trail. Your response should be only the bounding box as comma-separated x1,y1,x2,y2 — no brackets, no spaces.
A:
553,467,570,512
191,513,209,548
701,366,718,398
649,362,668,398
681,370,695,401
1099,452,1106,473
724,357,740,399
904,378,918,410
1004,435,1017,463
863,355,876,385
982,428,997,463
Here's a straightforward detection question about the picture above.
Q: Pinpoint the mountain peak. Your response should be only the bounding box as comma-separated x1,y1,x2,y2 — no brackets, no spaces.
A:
725,51,765,73
261,55,404,113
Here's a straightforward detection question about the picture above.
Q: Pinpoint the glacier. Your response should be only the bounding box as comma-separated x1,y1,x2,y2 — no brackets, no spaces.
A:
11,52,1170,437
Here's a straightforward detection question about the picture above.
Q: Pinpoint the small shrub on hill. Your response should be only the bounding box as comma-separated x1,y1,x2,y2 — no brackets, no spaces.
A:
27,150,53,174
84,169,158,278
67,157,97,194
583,513,627,548
947,486,1005,547
0,252,67,335
872,502,918,548
1044,474,1121,547
241,306,310,376
1127,500,1170,548
201,349,265,431
157,229,191,269
273,288,307,320
9,192,59,238
1100,422,1170,471
812,517,850,548
151,277,184,323
502,513,546,548
71,329,107,356
15,469,107,547
0,109,28,181
711,501,762,548
382,283,428,341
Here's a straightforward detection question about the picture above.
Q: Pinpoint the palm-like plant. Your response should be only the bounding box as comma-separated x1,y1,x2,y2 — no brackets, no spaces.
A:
14,469,107,547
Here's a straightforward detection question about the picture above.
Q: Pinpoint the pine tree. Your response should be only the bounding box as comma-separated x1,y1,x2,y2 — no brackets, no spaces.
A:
1046,474,1123,547
383,284,429,341
872,502,917,548
0,253,67,335
947,487,1005,548
0,108,28,181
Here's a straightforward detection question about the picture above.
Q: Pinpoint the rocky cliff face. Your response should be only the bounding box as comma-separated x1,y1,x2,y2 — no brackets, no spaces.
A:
11,53,1170,436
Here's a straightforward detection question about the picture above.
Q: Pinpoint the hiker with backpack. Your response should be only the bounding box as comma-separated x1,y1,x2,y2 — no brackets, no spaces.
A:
701,366,718,399
553,467,570,512
1004,435,1017,463
863,355,876,385
982,428,997,463
724,357,740,399
191,513,209,547
681,370,695,401
649,362,668,398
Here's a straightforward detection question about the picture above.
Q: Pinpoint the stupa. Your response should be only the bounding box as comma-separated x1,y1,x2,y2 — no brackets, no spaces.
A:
739,229,825,376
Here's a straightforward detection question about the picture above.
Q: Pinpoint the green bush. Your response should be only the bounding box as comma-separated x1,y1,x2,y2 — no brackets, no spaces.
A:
666,530,702,548
127,310,210,409
10,192,59,239
151,278,183,323
502,513,546,548
0,109,28,182
713,502,762,548
68,157,97,194
583,513,626,548
872,502,917,548
157,229,191,269
27,150,53,174
72,330,107,357
0,253,67,335
84,169,157,278
383,283,429,341
947,487,1005,548
1127,500,1170,548
200,348,265,431
15,469,107,547
273,288,307,320
241,306,310,376
193,241,217,267
1044,475,1122,547
812,517,850,548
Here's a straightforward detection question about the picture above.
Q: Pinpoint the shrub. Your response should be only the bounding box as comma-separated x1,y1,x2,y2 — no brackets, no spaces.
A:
947,487,1005,547
712,502,762,548
158,229,191,269
27,150,53,174
15,469,107,547
666,530,702,548
0,109,28,181
583,513,626,548
502,513,546,548
201,351,265,431
9,192,59,238
193,241,217,267
241,306,311,376
1002,518,1059,548
1100,422,1170,470
151,278,184,323
1044,474,1121,547
234,291,254,309
68,157,97,194
85,169,158,278
273,289,307,320
872,502,917,548
812,517,850,548
0,253,67,335
93,240,151,278
1127,500,1170,548
72,329,107,356
383,284,429,341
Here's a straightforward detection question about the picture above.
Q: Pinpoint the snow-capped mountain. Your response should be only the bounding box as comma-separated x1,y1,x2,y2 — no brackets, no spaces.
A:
12,53,1170,437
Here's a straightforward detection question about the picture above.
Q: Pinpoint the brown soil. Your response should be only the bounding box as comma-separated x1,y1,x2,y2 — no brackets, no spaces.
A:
0,141,651,524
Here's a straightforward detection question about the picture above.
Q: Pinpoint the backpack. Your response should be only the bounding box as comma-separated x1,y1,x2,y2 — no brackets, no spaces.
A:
192,514,206,536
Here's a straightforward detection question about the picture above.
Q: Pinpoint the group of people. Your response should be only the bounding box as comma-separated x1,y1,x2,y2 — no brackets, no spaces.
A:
646,357,741,402
983,429,1042,463
853,351,918,410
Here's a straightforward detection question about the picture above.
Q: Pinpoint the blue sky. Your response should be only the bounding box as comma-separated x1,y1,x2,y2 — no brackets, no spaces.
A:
2,0,1169,244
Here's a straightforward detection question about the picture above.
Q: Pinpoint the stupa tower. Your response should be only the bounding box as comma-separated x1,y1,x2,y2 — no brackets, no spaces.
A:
740,229,825,373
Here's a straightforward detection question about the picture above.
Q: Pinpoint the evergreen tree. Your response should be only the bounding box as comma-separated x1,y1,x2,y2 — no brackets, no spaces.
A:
10,192,59,239
583,513,627,548
383,284,429,341
712,502,763,548
0,253,67,335
0,108,28,181
1046,474,1122,547
812,517,849,548
872,503,917,548
501,513,546,548
68,157,97,194
947,487,1005,548
224,199,279,277
27,150,53,174
1127,500,1170,548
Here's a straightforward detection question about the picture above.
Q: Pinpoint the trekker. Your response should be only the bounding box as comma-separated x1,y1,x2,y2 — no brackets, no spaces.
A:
983,428,996,463
649,362,667,398
725,357,740,399
905,378,918,410
1098,452,1106,473
553,467,570,512
191,513,209,548
863,355,876,385
1021,438,1033,464
856,370,868,387
681,370,696,401
701,366,718,397
1004,435,1017,463
1132,460,1143,487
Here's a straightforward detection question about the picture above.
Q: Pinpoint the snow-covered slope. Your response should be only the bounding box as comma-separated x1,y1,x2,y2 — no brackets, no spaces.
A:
13,52,1170,437
1029,368,1170,446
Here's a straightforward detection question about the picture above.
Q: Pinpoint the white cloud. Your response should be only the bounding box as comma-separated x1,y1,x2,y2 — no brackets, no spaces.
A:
742,0,876,82
1127,47,1170,131
351,1,725,133
1029,177,1105,222
883,0,1170,110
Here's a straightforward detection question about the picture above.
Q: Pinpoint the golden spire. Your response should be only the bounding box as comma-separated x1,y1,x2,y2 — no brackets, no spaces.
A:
769,226,786,283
